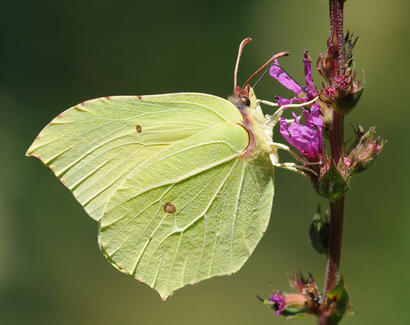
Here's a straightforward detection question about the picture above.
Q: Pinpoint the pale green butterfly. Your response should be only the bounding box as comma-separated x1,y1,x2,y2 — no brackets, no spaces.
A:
26,38,314,300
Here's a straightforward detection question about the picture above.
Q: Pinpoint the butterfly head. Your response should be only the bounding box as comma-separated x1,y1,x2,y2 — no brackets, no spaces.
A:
230,37,289,113
231,84,257,111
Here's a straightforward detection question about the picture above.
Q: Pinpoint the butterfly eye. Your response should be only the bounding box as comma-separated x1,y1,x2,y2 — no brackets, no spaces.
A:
241,96,250,107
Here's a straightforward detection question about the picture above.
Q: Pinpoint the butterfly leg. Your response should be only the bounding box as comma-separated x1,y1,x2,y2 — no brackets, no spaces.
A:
270,142,305,164
284,114,303,123
269,143,318,176
256,99,278,108
270,142,321,167
272,160,307,176
261,96,319,128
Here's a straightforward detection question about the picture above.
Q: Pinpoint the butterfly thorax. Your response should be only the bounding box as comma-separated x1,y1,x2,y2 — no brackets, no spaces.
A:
229,86,273,159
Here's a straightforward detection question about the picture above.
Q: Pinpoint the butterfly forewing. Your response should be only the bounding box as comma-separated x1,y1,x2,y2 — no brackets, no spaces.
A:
26,93,244,221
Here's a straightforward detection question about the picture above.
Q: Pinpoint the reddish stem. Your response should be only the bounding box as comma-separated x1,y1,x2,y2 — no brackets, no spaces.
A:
328,0,346,78
319,1,346,324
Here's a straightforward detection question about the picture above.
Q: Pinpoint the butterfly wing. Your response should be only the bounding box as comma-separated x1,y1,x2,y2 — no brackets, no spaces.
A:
27,93,243,221
26,93,274,298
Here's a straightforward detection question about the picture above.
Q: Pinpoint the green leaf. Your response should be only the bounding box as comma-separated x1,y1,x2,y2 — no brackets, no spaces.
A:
327,278,350,324
281,307,309,319
26,93,275,299
317,162,349,200
309,206,329,254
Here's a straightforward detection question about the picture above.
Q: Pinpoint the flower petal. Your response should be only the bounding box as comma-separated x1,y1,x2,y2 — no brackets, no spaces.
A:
280,118,292,142
303,104,322,129
269,292,285,315
273,51,323,161
303,104,323,154
270,60,304,96
280,116,321,161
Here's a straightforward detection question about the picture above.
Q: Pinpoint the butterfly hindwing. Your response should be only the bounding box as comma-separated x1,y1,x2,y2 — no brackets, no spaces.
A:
99,151,274,299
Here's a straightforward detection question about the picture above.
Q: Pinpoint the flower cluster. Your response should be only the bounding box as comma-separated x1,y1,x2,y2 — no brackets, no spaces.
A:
269,43,384,196
270,51,323,162
318,31,365,113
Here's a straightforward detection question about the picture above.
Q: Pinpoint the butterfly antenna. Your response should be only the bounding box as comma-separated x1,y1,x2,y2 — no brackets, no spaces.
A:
241,51,290,89
234,37,253,89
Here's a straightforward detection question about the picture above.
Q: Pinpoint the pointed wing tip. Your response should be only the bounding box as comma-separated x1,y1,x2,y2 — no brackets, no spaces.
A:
26,135,42,157
156,286,176,301
157,288,173,301
25,147,40,160
25,142,34,157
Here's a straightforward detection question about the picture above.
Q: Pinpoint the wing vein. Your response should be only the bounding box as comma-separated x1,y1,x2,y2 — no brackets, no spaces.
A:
230,161,246,269
165,232,184,293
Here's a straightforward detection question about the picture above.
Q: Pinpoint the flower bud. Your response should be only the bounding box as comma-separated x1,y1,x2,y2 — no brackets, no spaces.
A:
347,125,386,173
309,206,329,254
290,272,321,309
259,272,321,317
334,74,364,113
318,31,364,114
316,52,332,83
267,291,308,316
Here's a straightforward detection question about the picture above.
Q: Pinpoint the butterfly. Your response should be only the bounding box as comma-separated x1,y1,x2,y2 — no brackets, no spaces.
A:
26,38,312,300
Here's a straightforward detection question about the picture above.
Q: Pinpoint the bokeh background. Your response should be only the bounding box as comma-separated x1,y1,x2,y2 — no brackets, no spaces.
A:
1,1,409,324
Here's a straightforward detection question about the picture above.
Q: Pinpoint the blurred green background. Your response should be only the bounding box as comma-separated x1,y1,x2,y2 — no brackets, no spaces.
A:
1,0,409,324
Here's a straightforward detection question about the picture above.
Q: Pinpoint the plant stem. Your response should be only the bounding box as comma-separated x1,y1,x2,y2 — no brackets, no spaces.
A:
318,1,346,324
328,0,346,79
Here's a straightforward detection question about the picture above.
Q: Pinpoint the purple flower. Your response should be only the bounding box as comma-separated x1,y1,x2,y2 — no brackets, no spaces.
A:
280,106,323,161
270,51,323,161
269,291,309,316
269,292,285,315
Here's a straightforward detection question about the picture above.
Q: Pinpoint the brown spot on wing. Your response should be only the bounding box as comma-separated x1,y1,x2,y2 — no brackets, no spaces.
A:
164,202,176,213
136,125,142,133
